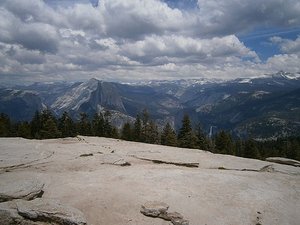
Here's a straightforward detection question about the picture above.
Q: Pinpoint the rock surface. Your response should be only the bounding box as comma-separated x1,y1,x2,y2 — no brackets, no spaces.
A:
0,199,87,225
0,174,44,202
0,137,300,225
266,157,300,167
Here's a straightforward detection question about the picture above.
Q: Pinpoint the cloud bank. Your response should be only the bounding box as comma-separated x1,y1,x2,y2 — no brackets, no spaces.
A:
0,0,299,84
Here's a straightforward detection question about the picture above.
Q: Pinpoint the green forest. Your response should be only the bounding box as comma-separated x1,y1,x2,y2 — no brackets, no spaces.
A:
0,110,299,161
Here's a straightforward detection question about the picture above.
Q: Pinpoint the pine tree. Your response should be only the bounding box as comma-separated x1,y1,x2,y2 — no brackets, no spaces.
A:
58,111,76,137
215,130,234,155
133,114,142,142
40,118,61,139
30,111,41,138
39,109,61,139
234,139,244,157
0,113,11,137
121,122,133,141
287,139,299,160
177,114,199,149
244,139,260,159
146,120,160,144
140,109,151,143
161,122,177,147
78,112,92,136
195,123,209,150
141,108,149,125
103,111,112,137
17,122,31,138
92,113,104,137
111,127,119,139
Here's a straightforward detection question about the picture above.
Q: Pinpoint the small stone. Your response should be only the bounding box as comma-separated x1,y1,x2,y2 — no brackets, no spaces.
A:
160,211,183,221
172,218,189,225
113,159,131,166
140,201,169,217
259,165,275,172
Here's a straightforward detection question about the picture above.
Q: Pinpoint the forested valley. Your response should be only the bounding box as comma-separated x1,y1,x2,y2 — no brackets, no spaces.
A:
1,110,299,161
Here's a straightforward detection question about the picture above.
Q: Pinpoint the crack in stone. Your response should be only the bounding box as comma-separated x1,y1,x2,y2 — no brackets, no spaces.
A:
131,156,199,168
0,151,54,174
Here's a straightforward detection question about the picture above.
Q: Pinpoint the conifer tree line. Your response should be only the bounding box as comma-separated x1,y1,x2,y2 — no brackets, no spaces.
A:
1,110,299,161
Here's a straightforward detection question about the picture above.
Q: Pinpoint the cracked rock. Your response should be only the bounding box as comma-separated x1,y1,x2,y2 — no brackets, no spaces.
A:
0,198,87,225
0,200,47,225
17,198,87,225
266,157,300,167
0,175,44,202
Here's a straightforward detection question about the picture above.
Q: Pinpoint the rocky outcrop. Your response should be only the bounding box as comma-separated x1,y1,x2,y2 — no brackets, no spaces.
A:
140,201,189,225
0,174,87,225
0,199,87,225
0,177,44,202
266,157,300,167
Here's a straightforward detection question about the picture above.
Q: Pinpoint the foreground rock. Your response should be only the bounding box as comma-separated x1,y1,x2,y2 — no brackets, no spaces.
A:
266,157,300,167
0,175,44,202
0,198,87,225
141,201,189,225
140,201,169,217
1,137,300,225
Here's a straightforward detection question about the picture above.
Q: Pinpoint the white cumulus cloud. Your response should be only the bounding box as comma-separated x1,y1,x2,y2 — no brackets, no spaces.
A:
0,0,299,84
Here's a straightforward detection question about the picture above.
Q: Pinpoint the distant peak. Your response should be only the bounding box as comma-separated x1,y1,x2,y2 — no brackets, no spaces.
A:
88,78,99,82
84,78,100,86
272,71,300,80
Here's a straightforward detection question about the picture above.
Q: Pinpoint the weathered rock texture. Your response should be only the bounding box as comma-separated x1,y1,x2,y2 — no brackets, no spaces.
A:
140,201,169,217
0,175,44,202
0,137,299,225
141,201,189,225
133,156,199,167
0,199,87,225
266,157,300,167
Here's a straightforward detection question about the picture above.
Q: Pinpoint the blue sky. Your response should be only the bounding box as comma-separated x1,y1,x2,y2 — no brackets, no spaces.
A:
0,0,299,84
239,27,300,60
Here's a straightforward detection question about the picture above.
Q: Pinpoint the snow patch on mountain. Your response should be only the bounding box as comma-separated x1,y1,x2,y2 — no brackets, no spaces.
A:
252,91,270,99
238,78,252,84
52,79,98,111
223,94,231,100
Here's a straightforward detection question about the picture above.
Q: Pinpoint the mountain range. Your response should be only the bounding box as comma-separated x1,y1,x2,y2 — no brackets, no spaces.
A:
1,71,300,139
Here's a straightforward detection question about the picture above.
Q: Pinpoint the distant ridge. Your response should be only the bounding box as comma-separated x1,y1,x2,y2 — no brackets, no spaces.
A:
0,71,299,138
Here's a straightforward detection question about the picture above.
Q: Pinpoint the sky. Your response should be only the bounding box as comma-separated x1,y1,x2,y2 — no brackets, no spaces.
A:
0,0,299,85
